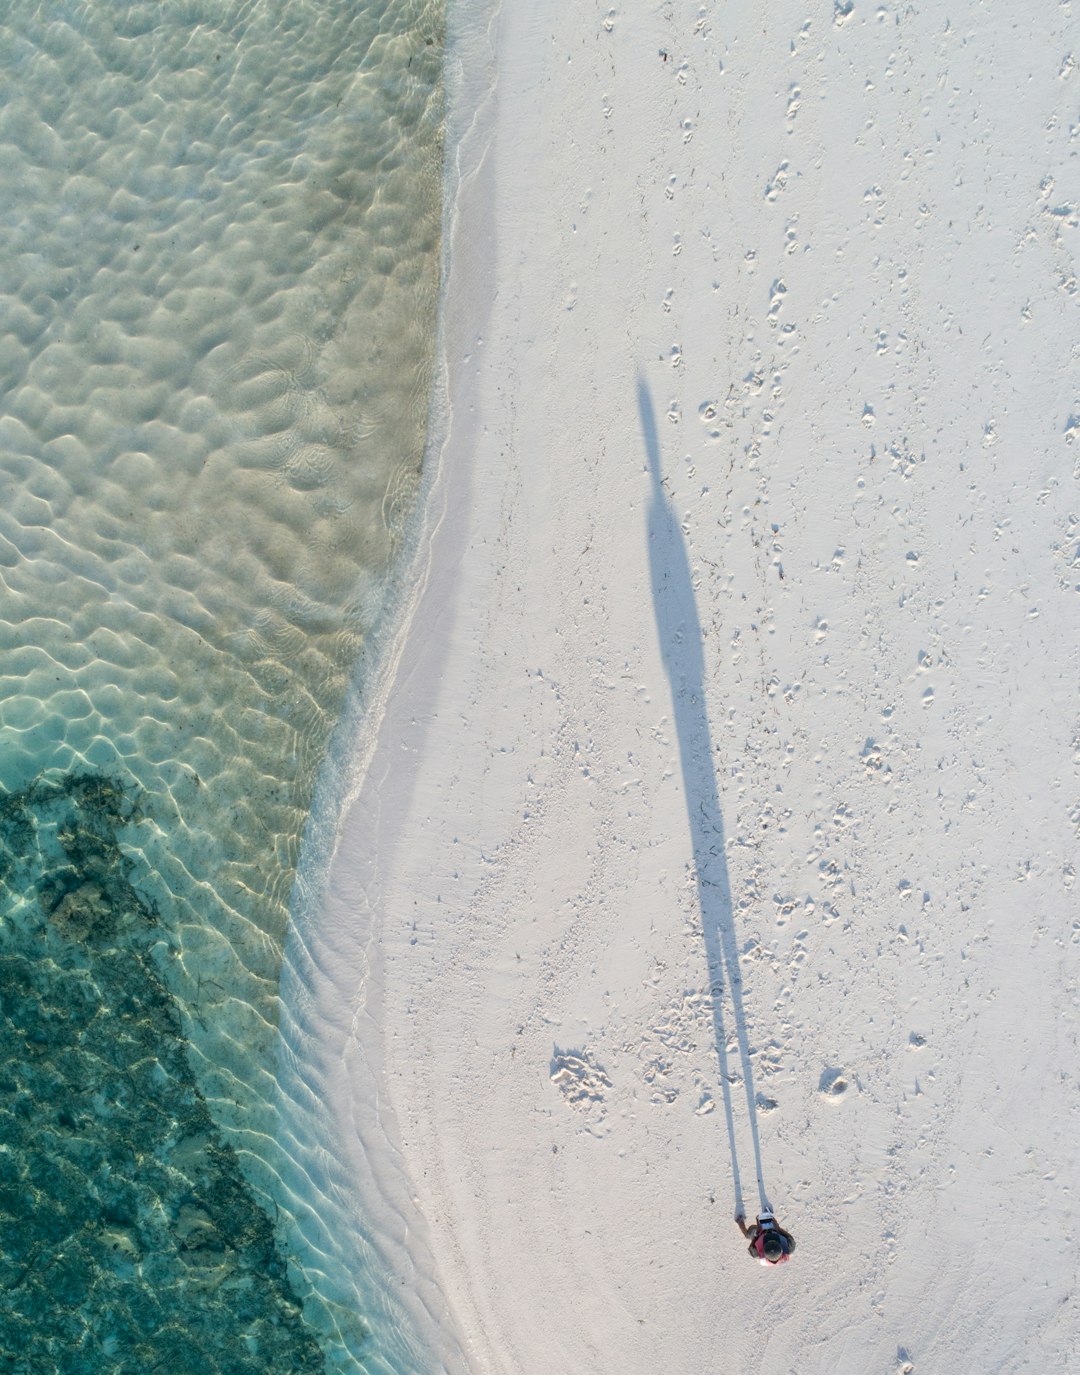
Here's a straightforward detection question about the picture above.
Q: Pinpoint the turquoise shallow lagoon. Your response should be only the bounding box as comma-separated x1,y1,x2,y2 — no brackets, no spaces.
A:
0,774,325,1372
0,0,444,1368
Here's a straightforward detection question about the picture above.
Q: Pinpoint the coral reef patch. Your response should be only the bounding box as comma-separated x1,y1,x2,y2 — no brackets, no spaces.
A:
0,772,328,1373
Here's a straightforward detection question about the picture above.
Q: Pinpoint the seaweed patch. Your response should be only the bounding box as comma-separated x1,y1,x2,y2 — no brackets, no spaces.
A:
0,772,329,1374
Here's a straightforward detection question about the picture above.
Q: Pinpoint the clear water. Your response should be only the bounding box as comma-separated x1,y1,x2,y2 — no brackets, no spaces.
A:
0,0,444,1368
0,774,326,1373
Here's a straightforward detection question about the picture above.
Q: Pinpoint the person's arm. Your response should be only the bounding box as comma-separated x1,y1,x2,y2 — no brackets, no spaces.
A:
735,1214,751,1239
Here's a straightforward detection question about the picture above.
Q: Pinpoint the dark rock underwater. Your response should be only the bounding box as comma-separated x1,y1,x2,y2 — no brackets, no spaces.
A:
0,772,329,1374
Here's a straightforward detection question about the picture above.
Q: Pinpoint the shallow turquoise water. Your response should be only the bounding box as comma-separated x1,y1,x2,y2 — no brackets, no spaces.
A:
0,0,444,1367
0,774,325,1372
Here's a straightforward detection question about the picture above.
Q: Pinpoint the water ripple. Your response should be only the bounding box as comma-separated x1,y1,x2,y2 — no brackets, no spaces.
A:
0,0,445,1365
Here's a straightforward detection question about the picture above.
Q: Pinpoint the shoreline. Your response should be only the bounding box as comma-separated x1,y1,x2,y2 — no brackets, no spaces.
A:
274,0,501,1368
290,1,1080,1371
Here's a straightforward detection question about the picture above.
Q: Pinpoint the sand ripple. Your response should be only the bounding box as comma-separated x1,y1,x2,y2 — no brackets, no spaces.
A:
0,0,445,1366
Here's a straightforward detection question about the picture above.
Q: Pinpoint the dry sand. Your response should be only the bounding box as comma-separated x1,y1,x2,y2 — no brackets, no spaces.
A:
304,1,1080,1370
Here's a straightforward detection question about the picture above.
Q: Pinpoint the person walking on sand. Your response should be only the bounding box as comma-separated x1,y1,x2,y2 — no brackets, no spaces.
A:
736,1212,795,1266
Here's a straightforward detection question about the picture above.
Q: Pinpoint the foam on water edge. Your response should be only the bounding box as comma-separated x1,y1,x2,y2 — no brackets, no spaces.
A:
0,0,445,1368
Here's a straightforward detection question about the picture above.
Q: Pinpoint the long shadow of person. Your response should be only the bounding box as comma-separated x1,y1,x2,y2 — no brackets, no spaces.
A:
638,376,770,1219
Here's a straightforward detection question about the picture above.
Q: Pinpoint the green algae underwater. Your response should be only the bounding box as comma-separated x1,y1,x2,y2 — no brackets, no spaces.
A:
0,773,324,1373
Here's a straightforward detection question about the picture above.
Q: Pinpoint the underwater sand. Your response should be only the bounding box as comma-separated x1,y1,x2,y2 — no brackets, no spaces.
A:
0,0,445,1368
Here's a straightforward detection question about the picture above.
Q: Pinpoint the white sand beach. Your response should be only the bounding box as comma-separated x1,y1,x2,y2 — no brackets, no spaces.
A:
302,0,1080,1370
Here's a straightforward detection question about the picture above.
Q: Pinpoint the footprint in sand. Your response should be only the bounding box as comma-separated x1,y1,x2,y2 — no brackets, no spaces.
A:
819,1066,851,1099
550,1047,612,1115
